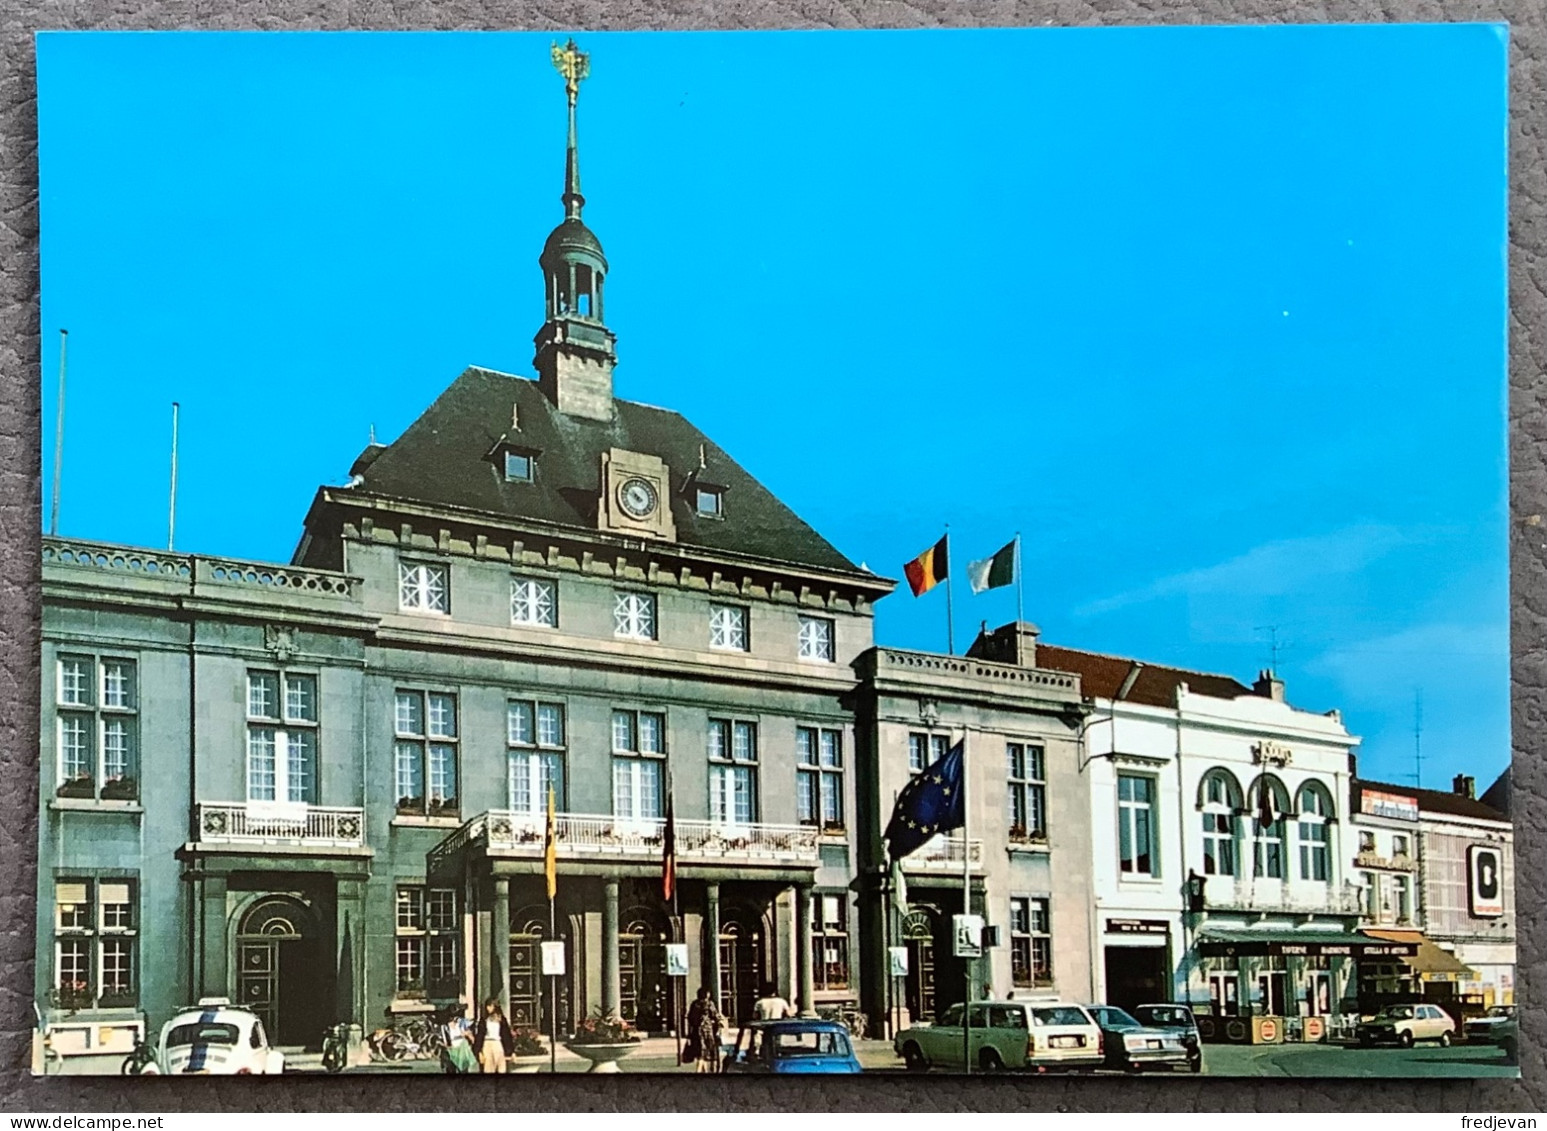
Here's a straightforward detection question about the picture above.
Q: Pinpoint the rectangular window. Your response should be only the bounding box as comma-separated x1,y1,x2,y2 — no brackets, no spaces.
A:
398,561,449,614
55,655,139,799
1117,773,1156,876
613,592,657,640
511,577,558,627
709,719,758,826
1203,810,1237,877
709,604,749,651
797,726,845,832
907,732,948,774
1299,820,1330,882
1006,743,1047,840
1359,830,1376,853
394,885,459,998
797,616,835,662
504,450,533,482
695,487,722,517
393,691,458,816
53,878,137,1010
1010,896,1052,988
508,699,566,816
611,708,665,823
811,894,849,991
1253,816,1285,880
246,671,319,805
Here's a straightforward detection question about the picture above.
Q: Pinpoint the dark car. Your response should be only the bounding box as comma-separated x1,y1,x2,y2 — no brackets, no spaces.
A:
1082,1004,1192,1073
722,1019,862,1075
1131,1003,1203,1073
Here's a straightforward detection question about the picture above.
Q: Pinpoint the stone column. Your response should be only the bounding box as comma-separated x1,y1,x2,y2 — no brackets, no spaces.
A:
198,872,229,1000
796,884,815,1017
491,878,510,1016
705,882,722,1009
602,880,621,1018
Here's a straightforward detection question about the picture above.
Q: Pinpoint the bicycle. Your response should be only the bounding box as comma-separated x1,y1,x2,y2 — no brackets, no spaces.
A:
121,1035,158,1075
320,1022,350,1073
367,1014,446,1062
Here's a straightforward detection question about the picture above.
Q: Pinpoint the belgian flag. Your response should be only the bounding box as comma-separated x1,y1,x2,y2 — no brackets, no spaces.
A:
904,535,949,597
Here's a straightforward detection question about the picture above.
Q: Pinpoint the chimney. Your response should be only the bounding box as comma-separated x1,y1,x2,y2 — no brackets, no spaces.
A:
1253,669,1285,702
1453,774,1476,800
966,621,1040,667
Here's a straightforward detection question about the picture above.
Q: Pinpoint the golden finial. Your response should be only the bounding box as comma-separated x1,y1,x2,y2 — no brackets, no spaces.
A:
551,39,590,100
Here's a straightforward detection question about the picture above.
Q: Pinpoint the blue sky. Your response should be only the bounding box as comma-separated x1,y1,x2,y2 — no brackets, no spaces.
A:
36,27,1509,790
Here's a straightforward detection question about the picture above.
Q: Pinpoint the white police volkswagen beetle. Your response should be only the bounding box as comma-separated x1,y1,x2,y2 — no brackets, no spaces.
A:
146,998,285,1075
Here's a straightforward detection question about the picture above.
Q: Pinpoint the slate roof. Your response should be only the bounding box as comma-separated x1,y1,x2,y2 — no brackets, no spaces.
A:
342,367,870,578
1034,643,1254,708
1354,778,1509,824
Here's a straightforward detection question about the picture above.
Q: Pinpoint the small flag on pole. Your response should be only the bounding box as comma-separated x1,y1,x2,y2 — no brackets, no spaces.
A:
544,783,558,900
661,787,677,901
904,535,949,597
967,539,1017,595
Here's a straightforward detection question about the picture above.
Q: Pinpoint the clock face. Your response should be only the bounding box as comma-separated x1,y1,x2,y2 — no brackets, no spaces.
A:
619,477,658,519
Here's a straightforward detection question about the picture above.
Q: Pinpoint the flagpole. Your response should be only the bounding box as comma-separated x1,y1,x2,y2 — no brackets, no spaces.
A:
961,728,971,1076
546,783,558,1075
1015,531,1024,628
944,526,956,656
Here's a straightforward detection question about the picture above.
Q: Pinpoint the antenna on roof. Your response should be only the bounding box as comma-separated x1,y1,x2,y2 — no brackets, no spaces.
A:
168,402,180,551
1413,689,1424,788
1254,624,1289,675
48,329,68,537
369,423,377,446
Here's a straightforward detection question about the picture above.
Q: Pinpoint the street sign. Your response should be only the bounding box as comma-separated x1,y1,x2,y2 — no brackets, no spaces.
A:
952,914,983,959
888,946,909,977
540,941,566,976
665,943,689,976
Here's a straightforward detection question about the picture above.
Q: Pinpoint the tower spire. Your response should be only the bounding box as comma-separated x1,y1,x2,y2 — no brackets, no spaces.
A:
552,39,589,222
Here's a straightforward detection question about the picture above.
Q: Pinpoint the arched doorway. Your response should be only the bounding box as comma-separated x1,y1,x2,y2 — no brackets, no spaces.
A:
619,907,671,1032
719,917,764,1026
236,895,325,1047
509,906,569,1034
903,907,938,1023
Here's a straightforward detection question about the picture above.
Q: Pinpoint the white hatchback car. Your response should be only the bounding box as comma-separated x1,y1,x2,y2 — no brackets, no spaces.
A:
147,998,286,1075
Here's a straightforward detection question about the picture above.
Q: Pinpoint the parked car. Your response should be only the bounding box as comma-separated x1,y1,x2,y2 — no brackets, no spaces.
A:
1082,1004,1193,1072
1357,1003,1456,1048
893,1000,1102,1073
722,1019,861,1074
1465,1006,1518,1059
1131,1003,1203,1073
150,998,285,1075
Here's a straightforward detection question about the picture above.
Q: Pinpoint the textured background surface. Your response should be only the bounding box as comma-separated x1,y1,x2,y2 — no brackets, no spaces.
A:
0,4,1541,1113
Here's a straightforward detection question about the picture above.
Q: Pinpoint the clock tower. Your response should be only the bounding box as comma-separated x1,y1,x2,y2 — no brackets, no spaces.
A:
534,39,617,422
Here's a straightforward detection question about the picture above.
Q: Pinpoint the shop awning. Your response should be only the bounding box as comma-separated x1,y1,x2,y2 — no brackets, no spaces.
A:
1361,929,1474,976
1197,928,1416,959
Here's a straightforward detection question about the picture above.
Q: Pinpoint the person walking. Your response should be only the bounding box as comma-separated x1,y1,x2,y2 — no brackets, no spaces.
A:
442,998,478,1074
470,997,515,1074
685,986,723,1073
752,983,795,1021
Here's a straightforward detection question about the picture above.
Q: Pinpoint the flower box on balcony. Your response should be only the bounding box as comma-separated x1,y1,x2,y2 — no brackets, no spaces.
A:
52,984,93,1012
428,798,460,819
100,777,139,802
56,776,95,800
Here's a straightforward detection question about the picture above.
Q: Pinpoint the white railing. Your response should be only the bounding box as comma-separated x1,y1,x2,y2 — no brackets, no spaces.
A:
197,802,365,848
899,833,985,871
430,810,820,871
1211,880,1365,916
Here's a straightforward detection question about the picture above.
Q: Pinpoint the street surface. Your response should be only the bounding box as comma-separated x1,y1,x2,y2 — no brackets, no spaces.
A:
50,1035,1518,1078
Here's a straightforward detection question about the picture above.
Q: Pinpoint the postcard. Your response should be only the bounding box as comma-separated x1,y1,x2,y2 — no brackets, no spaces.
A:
32,26,1514,1079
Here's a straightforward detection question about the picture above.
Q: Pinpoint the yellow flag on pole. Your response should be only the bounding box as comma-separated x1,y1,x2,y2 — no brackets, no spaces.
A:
544,783,557,901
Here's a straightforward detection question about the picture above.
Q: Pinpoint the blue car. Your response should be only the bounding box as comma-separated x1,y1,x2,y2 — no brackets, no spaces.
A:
722,1019,863,1074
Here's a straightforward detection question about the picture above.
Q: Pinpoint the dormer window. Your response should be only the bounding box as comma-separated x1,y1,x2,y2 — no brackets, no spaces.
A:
505,451,533,483
695,487,723,518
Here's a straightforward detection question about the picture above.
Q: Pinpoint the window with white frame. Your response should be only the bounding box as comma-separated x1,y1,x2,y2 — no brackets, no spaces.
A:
1006,743,1046,840
1010,896,1051,988
611,709,665,822
708,719,758,826
1392,833,1410,859
796,727,844,832
55,655,139,800
246,671,319,805
908,732,948,774
503,450,534,483
398,561,449,614
614,592,657,641
797,616,835,662
394,690,458,817
1250,780,1287,880
510,577,557,627
1359,830,1376,854
709,604,748,651
1392,873,1413,924
1117,773,1157,876
811,894,849,991
52,878,137,1010
695,487,723,518
394,886,459,999
508,699,565,816
1297,784,1333,882
1200,771,1240,877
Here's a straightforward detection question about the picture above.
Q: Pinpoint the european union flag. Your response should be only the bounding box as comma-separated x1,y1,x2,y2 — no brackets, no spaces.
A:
885,739,965,860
